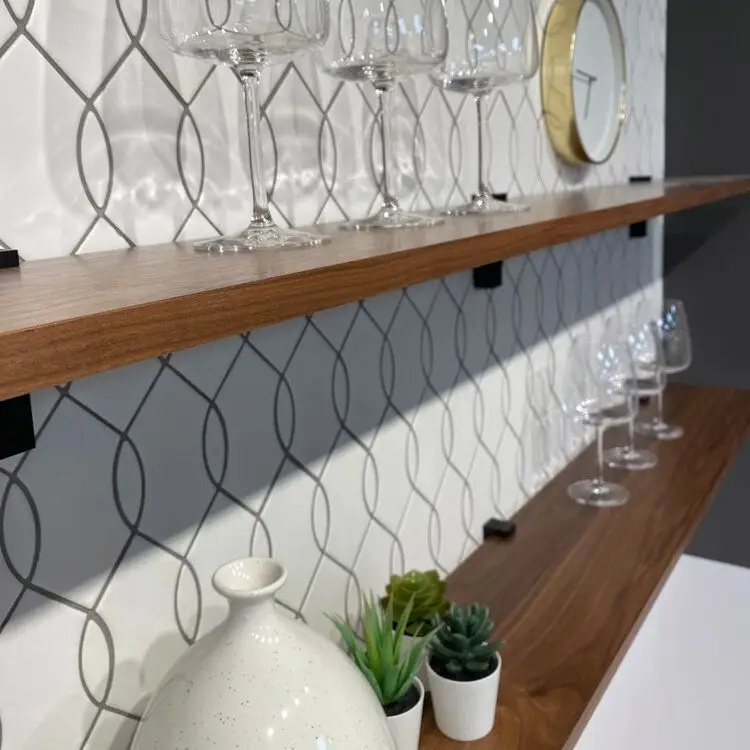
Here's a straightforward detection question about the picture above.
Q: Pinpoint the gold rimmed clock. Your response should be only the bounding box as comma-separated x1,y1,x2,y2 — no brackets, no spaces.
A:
542,0,627,165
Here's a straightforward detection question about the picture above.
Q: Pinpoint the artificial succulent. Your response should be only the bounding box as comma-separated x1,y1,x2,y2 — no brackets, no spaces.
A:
430,603,502,681
382,570,450,636
330,594,435,709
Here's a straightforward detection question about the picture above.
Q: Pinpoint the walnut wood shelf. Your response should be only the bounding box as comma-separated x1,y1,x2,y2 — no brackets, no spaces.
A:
421,383,750,750
1,177,749,400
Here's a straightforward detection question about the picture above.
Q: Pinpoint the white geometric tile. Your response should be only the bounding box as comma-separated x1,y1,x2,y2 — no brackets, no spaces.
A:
0,38,96,256
0,9,15,46
261,470,323,612
27,1,130,97
316,440,372,567
96,537,193,710
167,336,245,398
0,592,92,750
12,401,130,607
68,358,163,431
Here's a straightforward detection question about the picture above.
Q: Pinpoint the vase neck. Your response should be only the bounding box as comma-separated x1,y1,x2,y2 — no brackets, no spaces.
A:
229,594,275,617
212,558,287,624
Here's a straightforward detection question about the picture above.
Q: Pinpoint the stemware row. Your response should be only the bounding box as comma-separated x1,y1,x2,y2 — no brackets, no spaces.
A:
566,299,693,508
159,0,539,253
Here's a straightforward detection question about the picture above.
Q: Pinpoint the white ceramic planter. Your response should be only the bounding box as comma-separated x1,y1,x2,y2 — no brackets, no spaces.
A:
131,558,396,750
427,655,501,741
386,678,425,750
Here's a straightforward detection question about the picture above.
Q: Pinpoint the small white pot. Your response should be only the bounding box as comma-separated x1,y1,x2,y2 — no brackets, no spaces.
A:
427,656,501,742
401,632,430,691
386,678,425,750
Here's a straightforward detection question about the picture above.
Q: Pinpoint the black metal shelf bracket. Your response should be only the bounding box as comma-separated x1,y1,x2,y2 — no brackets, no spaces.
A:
629,176,653,238
483,517,517,540
472,193,509,290
0,249,35,460
0,248,19,270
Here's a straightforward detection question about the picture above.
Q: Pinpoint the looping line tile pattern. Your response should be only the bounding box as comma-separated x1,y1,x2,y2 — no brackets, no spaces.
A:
0,1,664,747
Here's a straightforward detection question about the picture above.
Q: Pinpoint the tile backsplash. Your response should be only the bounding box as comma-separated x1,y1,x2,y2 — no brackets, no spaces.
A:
0,1,665,748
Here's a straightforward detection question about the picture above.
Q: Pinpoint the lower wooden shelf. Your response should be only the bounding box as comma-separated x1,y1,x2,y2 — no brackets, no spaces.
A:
420,383,750,750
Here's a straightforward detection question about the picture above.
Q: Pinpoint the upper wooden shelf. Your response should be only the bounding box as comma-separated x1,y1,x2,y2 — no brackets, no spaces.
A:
1,176,748,400
420,383,750,750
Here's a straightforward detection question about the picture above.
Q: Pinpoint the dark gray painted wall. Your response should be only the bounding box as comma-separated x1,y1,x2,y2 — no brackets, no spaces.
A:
666,1,750,569
665,0,750,273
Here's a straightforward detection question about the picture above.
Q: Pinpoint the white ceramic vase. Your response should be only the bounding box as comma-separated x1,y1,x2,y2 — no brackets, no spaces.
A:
131,557,396,750
386,678,425,750
426,656,501,741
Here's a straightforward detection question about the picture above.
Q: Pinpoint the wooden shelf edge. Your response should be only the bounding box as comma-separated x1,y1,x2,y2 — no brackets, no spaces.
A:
418,384,750,750
1,178,749,400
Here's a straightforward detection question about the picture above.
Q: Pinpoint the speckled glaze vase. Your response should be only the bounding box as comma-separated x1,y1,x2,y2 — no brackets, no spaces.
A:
131,557,396,750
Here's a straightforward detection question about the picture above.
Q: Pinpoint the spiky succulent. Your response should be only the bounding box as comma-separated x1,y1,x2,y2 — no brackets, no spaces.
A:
330,594,435,707
430,603,502,681
382,570,450,636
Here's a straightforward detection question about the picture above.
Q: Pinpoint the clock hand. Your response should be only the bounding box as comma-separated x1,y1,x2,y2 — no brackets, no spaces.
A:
575,68,598,83
573,71,596,119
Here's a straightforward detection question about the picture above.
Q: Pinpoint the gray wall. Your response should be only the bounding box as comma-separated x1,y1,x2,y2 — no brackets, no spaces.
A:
666,0,750,570
665,0,750,272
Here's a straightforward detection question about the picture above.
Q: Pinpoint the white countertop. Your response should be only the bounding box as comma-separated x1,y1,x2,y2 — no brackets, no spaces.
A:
574,554,750,750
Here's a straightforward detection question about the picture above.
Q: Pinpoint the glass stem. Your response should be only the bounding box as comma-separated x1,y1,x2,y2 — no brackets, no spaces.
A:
376,85,399,213
628,395,637,451
656,385,665,425
240,71,273,228
476,95,490,200
596,426,605,484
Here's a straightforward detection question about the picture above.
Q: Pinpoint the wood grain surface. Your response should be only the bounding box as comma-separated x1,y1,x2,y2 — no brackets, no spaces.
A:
0,178,749,400
420,383,750,750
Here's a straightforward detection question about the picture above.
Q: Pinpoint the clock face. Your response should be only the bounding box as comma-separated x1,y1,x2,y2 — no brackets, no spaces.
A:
571,0,625,162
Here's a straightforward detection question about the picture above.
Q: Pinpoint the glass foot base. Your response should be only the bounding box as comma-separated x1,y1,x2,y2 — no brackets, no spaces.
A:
342,206,444,231
635,420,684,441
567,479,630,508
195,225,328,253
605,446,658,471
447,195,531,215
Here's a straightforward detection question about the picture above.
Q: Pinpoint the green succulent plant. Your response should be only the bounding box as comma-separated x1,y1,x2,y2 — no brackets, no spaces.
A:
382,570,450,636
330,593,436,708
429,603,502,682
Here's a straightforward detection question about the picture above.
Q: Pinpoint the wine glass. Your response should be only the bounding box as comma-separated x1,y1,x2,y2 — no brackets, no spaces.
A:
159,0,330,252
604,323,664,471
320,0,449,230
430,0,539,214
565,341,634,508
636,299,693,440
